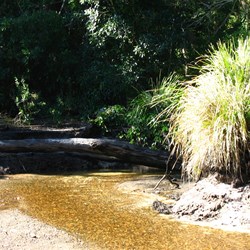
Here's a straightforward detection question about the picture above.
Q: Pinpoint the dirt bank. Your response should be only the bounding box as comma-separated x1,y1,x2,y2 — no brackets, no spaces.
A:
171,175,250,232
0,209,98,250
118,174,250,234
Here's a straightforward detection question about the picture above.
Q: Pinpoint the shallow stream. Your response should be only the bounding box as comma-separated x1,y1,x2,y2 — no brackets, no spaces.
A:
0,172,249,250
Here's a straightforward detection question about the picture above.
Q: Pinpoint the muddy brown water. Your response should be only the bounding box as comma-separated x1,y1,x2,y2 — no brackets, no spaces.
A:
0,172,249,250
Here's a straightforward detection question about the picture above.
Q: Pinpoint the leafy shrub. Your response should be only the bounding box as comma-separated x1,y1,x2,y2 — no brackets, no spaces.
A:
169,38,250,181
120,74,184,149
121,91,162,148
90,105,126,136
14,78,45,124
88,79,180,149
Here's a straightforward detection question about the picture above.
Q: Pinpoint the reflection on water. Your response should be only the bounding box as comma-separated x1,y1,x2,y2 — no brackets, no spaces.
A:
0,172,249,250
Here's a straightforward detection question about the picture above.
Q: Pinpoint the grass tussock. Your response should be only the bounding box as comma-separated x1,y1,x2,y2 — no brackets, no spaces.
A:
170,38,250,181
149,73,185,124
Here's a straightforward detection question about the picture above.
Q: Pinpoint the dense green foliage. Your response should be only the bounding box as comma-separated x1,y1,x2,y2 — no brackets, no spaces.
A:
0,0,249,150
91,74,185,149
121,74,184,149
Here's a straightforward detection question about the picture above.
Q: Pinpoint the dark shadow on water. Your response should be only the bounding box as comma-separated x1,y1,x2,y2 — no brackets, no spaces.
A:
20,168,168,178
0,152,180,178
0,175,8,180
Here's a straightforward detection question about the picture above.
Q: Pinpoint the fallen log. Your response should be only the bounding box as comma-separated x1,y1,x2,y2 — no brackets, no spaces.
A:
0,138,168,168
0,152,160,174
0,125,97,140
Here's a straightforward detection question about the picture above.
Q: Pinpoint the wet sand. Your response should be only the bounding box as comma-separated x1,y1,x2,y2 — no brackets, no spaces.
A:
0,209,97,250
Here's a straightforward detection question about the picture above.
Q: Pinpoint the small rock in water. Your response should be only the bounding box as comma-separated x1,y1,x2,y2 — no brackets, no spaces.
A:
152,200,172,214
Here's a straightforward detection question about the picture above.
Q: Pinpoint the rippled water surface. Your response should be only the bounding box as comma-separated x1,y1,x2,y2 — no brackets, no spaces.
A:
0,172,249,250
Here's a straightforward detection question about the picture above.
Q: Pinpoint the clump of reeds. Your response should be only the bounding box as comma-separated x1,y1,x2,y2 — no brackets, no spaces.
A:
170,38,250,181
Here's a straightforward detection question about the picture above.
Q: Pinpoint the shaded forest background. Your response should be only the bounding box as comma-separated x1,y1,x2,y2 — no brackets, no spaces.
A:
0,0,249,148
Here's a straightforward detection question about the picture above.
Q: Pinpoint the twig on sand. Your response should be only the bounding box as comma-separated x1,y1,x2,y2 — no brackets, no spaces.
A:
154,156,180,190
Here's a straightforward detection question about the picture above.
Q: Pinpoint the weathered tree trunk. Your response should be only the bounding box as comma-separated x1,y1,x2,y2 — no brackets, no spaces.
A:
0,125,97,140
0,138,168,168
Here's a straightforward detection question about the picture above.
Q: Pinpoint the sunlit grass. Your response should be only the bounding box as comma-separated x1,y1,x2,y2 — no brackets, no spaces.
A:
149,73,185,124
170,38,250,180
